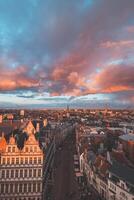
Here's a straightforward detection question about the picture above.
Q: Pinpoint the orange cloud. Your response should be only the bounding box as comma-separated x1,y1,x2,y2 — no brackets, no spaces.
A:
0,66,39,91
93,64,134,93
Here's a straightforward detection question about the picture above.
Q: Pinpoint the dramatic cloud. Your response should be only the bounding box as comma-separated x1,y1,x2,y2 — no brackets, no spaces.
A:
93,64,134,93
0,0,134,108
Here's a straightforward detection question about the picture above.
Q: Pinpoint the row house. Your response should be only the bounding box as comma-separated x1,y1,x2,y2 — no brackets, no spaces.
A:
108,161,134,200
0,131,44,200
77,145,134,200
0,119,55,200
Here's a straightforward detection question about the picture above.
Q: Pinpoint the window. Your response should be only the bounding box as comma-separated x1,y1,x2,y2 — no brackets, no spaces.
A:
16,157,19,164
121,183,125,189
8,147,11,152
37,183,41,192
38,157,42,164
33,169,36,177
20,157,23,164
12,157,15,164
5,184,9,193
33,183,36,192
29,157,32,164
7,157,10,164
25,147,29,152
6,170,9,178
120,192,126,198
24,184,27,193
11,170,14,178
24,169,27,177
15,184,18,193
1,184,4,193
2,170,5,178
12,147,15,152
20,169,23,178
10,184,13,193
2,158,5,164
34,146,37,152
28,184,31,193
30,146,33,152
38,169,41,177
15,169,18,177
19,183,23,193
34,157,37,164
25,157,28,164
29,169,32,177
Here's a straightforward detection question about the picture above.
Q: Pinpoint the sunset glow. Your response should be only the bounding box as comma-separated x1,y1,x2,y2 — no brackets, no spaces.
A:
0,0,134,108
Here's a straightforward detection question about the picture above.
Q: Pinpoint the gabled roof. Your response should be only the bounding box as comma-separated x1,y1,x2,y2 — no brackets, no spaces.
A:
94,155,111,177
31,120,43,129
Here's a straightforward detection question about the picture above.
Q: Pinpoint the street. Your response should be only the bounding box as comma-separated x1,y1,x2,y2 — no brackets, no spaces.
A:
52,132,101,200
52,133,80,200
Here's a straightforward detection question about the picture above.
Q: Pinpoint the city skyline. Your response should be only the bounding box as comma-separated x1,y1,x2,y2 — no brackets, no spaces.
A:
0,0,134,108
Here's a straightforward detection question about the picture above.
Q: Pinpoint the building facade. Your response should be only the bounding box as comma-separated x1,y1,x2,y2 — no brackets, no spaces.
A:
0,131,44,200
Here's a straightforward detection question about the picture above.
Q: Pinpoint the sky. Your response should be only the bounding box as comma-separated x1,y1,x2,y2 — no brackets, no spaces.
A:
0,0,134,109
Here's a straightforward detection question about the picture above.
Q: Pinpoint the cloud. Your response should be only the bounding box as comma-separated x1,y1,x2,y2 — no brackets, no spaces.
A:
93,64,134,93
0,65,39,91
0,0,134,107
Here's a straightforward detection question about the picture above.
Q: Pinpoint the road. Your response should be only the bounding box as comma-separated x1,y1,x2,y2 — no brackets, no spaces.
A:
52,133,80,200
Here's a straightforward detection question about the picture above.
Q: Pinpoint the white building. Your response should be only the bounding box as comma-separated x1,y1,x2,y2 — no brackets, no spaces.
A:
108,161,134,200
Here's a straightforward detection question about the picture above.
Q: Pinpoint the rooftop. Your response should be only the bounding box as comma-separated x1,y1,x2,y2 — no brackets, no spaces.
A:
109,161,134,186
119,134,134,142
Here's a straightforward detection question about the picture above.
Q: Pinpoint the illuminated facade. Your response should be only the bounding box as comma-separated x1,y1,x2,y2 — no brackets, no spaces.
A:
0,130,44,200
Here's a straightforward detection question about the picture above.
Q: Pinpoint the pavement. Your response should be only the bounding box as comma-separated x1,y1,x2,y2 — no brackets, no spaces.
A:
52,133,80,200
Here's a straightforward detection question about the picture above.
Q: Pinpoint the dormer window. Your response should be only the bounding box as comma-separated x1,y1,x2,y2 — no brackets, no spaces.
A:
30,146,33,152
8,147,11,152
12,147,15,152
121,183,125,189
34,146,37,152
25,147,29,152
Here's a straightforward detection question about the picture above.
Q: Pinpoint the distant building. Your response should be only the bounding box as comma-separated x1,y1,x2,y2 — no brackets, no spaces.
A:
119,134,134,163
0,115,2,123
22,120,44,135
20,110,25,116
6,113,14,120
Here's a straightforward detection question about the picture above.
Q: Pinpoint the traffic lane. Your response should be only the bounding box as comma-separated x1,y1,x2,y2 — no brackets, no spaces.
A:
53,140,71,200
53,148,67,200
53,136,80,200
